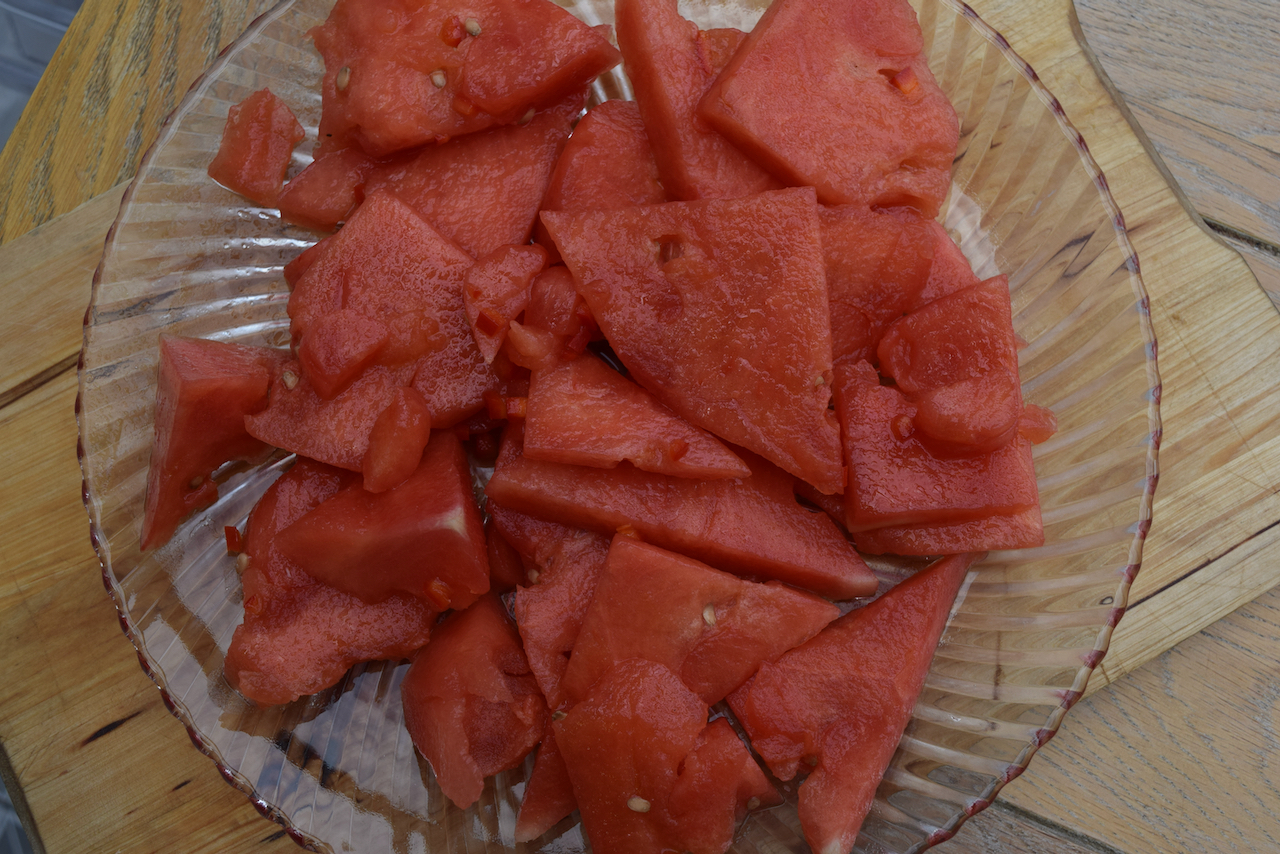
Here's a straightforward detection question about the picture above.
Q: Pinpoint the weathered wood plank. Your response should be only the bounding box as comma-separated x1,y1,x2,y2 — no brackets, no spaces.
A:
0,185,125,410
0,370,297,854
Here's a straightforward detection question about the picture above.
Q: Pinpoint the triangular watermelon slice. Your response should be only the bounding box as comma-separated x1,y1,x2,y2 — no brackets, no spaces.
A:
486,423,876,600
727,552,979,854
364,93,583,259
698,0,959,216
560,535,840,705
541,186,844,494
614,0,779,200
523,352,749,479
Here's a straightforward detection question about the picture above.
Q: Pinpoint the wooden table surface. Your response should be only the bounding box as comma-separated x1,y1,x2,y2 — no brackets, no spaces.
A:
2,0,1279,852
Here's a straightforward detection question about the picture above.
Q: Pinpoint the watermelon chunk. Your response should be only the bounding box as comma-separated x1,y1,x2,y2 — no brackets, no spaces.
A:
272,430,488,610
224,458,437,706
207,88,304,206
515,723,578,843
833,361,1040,531
141,337,285,550
698,0,959,215
819,205,936,367
523,353,749,479
877,276,1023,454
287,190,506,427
537,98,666,220
614,0,779,200
497,504,611,709
541,187,844,494
727,553,977,854
462,243,548,363
244,360,414,472
486,424,876,600
920,221,982,305
555,659,778,854
361,385,433,493
276,146,376,232
310,0,616,155
364,92,583,259
560,536,840,705
401,594,548,810
852,505,1044,555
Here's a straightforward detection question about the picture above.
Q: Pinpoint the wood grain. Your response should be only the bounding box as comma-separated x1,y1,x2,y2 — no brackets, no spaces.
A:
0,0,278,245
0,370,298,854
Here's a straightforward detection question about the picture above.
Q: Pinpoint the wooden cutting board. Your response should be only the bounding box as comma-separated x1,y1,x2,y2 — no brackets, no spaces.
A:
2,0,1279,851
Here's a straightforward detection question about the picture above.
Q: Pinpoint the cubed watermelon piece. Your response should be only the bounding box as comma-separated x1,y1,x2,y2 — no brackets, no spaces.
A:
364,92,583,259
401,594,548,809
486,424,876,600
515,722,578,843
833,361,1040,531
524,353,749,479
523,265,598,356
207,88,304,206
224,458,437,706
496,503,611,709
361,385,433,493
296,307,391,400
542,187,844,494
555,659,777,854
272,429,488,610
141,337,285,550
698,0,959,215
561,536,839,705
276,146,376,232
877,276,1023,454
463,243,548,363
819,205,936,366
727,553,977,854
615,0,779,200
310,0,615,155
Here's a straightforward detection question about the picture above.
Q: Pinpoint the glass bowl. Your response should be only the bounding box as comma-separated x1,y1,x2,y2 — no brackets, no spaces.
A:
77,0,1161,851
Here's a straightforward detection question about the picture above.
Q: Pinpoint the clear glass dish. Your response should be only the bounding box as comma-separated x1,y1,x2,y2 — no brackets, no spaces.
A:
77,0,1161,850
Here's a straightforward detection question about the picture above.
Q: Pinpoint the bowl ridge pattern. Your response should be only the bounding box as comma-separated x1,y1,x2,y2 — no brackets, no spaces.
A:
77,0,1161,851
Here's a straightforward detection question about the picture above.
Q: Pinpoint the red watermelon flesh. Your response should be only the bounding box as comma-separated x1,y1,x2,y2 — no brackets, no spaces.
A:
207,88,304,207
524,265,596,344
310,0,612,155
463,243,548,363
561,536,840,705
727,553,977,854
287,189,507,427
554,659,776,854
141,337,285,550
853,505,1044,555
276,146,376,232
361,385,433,493
920,221,982,305
515,722,578,843
877,276,1023,454
283,235,333,287
833,361,1040,531
615,0,779,201
541,187,844,495
244,360,415,472
225,458,437,706
485,514,530,594
401,594,548,810
523,353,749,479
819,205,936,366
497,503,611,709
364,92,582,259
486,423,876,600
698,0,958,216
455,0,620,123
534,98,667,258
295,307,390,400
273,429,488,610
